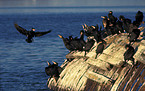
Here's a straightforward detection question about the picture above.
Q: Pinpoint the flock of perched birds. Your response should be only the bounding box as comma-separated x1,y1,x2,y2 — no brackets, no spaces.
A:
14,11,144,82
58,11,144,60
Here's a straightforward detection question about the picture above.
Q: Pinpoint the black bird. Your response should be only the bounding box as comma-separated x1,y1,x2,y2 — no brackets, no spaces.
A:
95,40,106,59
45,61,62,83
82,24,97,37
69,30,86,51
83,39,95,56
135,11,144,25
59,31,86,52
78,30,86,49
119,15,132,33
84,26,95,37
128,21,139,37
115,20,124,34
108,11,117,26
123,45,135,66
93,25,103,43
102,16,109,29
101,16,112,36
58,34,75,51
14,23,51,43
106,12,117,35
68,38,80,51
129,29,140,43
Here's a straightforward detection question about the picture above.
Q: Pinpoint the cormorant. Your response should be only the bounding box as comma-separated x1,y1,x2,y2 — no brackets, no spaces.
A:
119,15,132,33
14,23,51,43
123,45,135,66
95,40,106,59
102,16,109,28
45,61,62,83
83,39,95,56
129,29,140,43
69,30,86,51
106,12,117,35
128,21,139,37
93,25,102,43
82,24,97,37
135,11,144,25
84,26,95,37
101,16,112,36
59,30,86,52
79,30,86,48
108,11,117,27
58,34,75,51
115,20,124,34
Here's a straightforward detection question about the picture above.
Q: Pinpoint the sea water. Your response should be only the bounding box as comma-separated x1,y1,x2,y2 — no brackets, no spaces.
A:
0,6,145,91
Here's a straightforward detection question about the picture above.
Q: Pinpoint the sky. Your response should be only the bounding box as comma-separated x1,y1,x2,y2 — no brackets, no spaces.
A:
0,0,145,7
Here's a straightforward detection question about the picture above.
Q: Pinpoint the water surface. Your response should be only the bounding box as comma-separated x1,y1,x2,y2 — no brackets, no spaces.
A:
0,6,145,91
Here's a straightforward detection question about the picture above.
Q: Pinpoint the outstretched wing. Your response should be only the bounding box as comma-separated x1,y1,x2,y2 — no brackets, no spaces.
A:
35,30,52,37
14,23,29,35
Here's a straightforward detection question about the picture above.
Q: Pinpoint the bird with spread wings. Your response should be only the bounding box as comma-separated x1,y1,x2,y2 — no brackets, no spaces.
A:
14,23,52,43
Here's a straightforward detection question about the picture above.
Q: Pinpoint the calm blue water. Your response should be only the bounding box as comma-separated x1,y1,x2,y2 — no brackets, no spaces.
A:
0,7,145,91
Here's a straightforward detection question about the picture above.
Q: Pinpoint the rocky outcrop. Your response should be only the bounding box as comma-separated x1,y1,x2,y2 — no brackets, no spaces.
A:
47,33,145,91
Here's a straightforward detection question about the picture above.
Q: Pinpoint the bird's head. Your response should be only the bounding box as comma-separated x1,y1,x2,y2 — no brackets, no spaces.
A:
58,34,63,39
31,28,35,31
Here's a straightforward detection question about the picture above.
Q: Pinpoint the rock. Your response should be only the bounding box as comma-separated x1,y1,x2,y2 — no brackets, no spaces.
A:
47,33,145,91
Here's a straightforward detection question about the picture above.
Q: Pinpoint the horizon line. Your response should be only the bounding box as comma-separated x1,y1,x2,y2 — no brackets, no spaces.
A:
0,5,145,9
